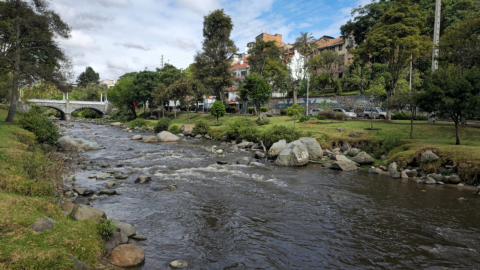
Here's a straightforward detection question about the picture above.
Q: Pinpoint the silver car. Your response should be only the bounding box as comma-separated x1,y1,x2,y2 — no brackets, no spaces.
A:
309,108,323,116
333,108,357,118
363,107,387,119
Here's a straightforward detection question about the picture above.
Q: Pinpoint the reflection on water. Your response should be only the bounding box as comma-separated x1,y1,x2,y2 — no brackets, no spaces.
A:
64,121,480,269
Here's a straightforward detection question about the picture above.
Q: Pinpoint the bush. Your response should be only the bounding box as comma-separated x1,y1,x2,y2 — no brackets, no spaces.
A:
97,218,115,240
127,118,147,128
256,118,270,126
169,125,180,134
109,111,128,122
226,106,239,114
248,107,254,114
298,116,310,123
19,108,60,144
210,101,226,122
237,126,261,142
80,108,98,119
225,118,249,140
154,118,171,133
392,112,428,120
362,135,402,159
71,111,80,118
316,111,335,119
315,115,327,120
260,125,301,149
260,107,269,112
333,113,347,121
280,108,287,116
193,119,210,135
207,129,224,140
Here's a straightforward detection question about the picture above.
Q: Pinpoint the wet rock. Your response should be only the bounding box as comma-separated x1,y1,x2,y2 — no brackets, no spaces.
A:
73,188,86,196
340,142,350,152
107,181,116,187
268,140,287,158
344,148,359,156
275,141,309,166
67,254,88,270
405,169,418,177
368,167,379,174
236,157,251,165
131,135,142,140
135,175,152,184
401,171,408,179
57,136,102,151
379,166,387,171
215,149,224,154
96,172,112,180
421,150,439,163
169,260,189,269
132,235,146,240
157,131,180,142
111,219,136,237
73,197,90,205
237,141,254,149
457,183,464,186
104,230,129,252
254,151,266,159
388,162,400,178
449,174,461,184
71,204,106,222
88,175,96,179
429,173,444,182
165,184,178,191
216,161,228,165
330,160,358,171
29,218,54,232
99,190,116,196
115,174,128,179
351,151,374,165
425,177,436,184
142,136,158,143
61,201,75,212
100,164,110,168
107,244,145,267
299,137,323,160
110,122,122,126
228,145,239,153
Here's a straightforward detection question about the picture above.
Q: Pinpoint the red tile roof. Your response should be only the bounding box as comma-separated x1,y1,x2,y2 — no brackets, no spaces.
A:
317,37,344,49
229,63,248,70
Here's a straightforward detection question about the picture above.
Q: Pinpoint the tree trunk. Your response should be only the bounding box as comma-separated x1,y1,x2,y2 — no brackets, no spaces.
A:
6,7,20,123
293,89,297,105
130,105,137,119
187,104,190,124
454,120,460,145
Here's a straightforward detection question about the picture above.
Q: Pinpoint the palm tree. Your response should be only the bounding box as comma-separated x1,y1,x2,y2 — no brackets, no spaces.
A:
294,32,316,56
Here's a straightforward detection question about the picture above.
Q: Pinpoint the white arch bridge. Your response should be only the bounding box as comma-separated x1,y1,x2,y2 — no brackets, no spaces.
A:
20,98,113,121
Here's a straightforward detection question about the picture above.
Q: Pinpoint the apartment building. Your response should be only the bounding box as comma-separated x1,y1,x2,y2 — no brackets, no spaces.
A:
313,36,356,78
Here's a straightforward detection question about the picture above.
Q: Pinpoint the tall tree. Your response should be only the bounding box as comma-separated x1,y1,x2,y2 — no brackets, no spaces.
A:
345,63,372,95
351,0,431,119
151,83,169,118
131,71,160,119
76,66,99,88
0,0,71,122
107,72,135,111
156,63,182,87
310,50,343,94
417,65,480,145
294,32,315,55
168,77,205,123
239,74,271,118
193,9,237,100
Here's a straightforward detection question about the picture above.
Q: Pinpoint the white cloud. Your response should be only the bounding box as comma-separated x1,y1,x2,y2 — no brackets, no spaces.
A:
174,0,221,14
60,30,99,50
85,0,131,8
114,41,154,51
106,59,130,71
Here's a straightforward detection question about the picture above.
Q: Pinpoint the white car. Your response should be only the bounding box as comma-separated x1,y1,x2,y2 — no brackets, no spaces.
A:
333,108,357,118
309,108,323,116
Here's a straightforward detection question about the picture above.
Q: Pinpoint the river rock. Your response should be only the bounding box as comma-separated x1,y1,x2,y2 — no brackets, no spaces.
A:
228,145,239,153
268,140,287,158
379,166,387,171
169,260,189,269
131,135,143,140
345,148,359,156
340,142,351,152
405,169,418,177
71,204,106,222
330,160,358,171
157,131,180,142
216,161,228,165
236,157,250,165
96,172,112,180
99,189,116,195
67,254,88,270
429,173,444,182
57,136,102,151
368,167,379,174
388,162,400,178
107,181,116,187
237,141,254,149
107,244,145,267
135,175,151,184
61,201,75,212
275,141,309,166
115,173,128,179
254,151,266,159
111,219,136,237
142,136,157,143
111,122,122,126
421,150,440,163
104,230,129,252
351,151,374,165
449,174,461,184
299,137,323,160
73,188,86,196
29,218,54,232
215,149,224,154
249,162,266,167
401,171,408,179
132,235,147,240
425,177,436,184
73,197,90,205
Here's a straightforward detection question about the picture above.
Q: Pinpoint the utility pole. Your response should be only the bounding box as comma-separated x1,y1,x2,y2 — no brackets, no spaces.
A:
409,54,412,92
431,0,441,72
161,55,164,68
306,75,309,116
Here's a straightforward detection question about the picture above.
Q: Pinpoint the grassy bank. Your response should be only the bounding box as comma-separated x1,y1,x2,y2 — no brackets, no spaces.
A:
131,111,480,183
0,105,104,269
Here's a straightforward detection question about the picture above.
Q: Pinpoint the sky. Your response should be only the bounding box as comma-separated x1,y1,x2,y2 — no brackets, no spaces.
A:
51,0,372,82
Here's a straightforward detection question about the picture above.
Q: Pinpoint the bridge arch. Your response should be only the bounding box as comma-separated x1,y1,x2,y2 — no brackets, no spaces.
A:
70,107,105,117
28,105,66,120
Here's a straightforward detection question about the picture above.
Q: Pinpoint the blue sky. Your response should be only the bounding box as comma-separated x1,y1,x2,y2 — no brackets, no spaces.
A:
51,0,371,82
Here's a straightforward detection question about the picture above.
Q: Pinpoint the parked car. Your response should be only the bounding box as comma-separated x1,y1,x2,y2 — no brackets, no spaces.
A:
309,108,323,116
333,108,357,118
363,107,387,119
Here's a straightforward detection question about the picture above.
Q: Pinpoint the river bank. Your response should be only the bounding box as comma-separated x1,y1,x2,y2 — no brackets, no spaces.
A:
62,118,480,269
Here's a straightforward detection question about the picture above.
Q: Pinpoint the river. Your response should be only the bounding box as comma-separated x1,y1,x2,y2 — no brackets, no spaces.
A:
64,121,480,269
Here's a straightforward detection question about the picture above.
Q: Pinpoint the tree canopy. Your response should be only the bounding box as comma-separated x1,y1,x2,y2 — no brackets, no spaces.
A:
77,66,99,88
131,71,160,118
239,74,271,117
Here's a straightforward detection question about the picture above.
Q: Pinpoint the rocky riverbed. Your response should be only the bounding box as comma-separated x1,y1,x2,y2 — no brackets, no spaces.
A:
58,120,480,269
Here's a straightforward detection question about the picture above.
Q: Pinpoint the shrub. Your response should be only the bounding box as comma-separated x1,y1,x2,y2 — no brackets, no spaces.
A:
154,118,171,133
97,218,115,240
256,118,270,126
316,111,335,119
260,125,301,149
19,108,60,144
71,111,80,118
298,116,310,123
226,106,239,114
80,108,98,119
207,129,224,140
169,125,180,134
225,118,249,140
315,115,327,120
333,113,347,121
210,101,226,123
362,135,402,159
127,118,147,128
237,126,261,142
260,107,269,112
193,119,210,135
248,107,254,114
392,112,428,120
280,108,287,116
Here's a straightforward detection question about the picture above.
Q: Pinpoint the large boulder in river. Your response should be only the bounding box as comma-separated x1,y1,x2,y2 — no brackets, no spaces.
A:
330,160,358,171
107,244,145,268
131,135,142,140
421,150,439,163
135,175,152,184
275,141,309,166
388,162,400,178
268,140,287,158
57,136,102,151
111,219,136,237
351,151,374,165
104,229,128,252
71,204,106,222
299,137,323,160
340,142,351,152
142,136,157,143
157,131,179,142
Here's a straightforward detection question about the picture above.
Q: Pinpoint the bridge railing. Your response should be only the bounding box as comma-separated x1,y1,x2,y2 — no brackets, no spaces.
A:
26,99,107,105
27,99,66,104
70,101,106,105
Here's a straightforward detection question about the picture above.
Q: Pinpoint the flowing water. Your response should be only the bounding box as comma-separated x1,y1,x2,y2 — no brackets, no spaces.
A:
64,121,480,270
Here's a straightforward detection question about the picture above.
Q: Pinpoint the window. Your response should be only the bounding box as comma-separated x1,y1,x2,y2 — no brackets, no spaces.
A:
241,71,246,77
338,45,343,51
